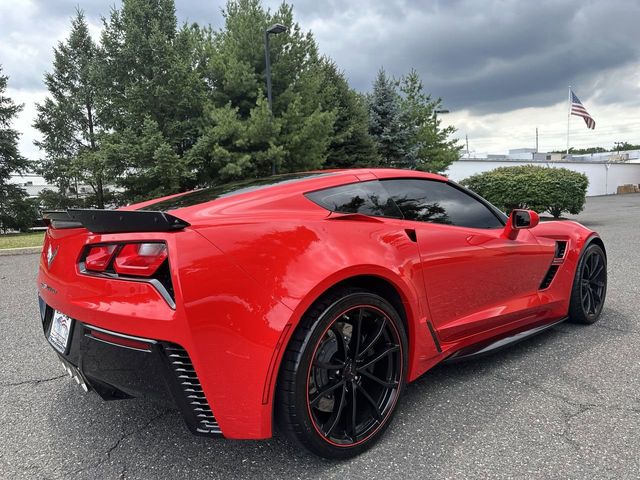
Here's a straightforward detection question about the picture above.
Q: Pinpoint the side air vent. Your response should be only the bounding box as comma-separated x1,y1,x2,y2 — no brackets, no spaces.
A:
539,265,560,290
163,344,221,435
555,241,567,259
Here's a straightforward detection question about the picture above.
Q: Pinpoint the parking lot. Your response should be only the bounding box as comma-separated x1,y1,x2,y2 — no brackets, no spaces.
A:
1,194,639,480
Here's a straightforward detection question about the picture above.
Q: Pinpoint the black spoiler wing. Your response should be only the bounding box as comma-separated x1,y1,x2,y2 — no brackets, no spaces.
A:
43,209,190,234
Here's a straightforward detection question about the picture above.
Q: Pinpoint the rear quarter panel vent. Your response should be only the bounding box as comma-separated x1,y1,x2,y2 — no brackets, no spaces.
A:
555,241,567,259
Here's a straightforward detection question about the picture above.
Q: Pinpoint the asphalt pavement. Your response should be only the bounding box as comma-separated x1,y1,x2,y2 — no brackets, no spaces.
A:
1,194,639,479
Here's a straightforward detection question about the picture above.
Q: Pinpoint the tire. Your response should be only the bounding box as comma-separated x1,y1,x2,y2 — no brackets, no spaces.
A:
276,288,408,459
568,243,607,324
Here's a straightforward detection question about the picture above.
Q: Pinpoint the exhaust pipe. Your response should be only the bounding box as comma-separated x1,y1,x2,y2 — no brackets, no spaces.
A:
60,359,90,392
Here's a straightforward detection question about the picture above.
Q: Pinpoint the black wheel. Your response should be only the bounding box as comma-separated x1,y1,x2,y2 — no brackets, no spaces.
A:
276,288,407,459
568,243,607,324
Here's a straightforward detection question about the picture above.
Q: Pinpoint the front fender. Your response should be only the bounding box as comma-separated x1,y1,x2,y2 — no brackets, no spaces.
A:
532,220,603,317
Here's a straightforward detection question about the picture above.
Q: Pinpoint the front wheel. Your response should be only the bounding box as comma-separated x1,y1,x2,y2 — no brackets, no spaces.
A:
568,243,607,324
276,288,407,459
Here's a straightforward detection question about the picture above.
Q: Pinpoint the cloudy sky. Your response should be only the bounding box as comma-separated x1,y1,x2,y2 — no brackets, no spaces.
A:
2,0,640,160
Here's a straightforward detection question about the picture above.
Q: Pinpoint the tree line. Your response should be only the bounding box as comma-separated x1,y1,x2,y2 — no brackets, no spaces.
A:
553,143,640,155
1,0,460,231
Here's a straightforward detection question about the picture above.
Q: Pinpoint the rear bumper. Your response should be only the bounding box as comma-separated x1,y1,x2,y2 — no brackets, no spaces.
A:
37,226,291,439
39,297,222,436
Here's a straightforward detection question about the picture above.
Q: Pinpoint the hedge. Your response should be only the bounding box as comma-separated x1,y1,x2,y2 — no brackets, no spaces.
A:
460,165,589,218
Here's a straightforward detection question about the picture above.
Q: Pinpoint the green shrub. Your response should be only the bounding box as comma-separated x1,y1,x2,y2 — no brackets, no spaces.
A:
460,165,589,218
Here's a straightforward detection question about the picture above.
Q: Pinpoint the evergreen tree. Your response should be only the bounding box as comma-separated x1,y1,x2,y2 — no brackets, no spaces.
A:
33,10,108,207
100,118,189,201
186,95,284,182
318,60,376,169
192,0,339,182
399,69,461,173
32,0,461,208
367,68,408,167
96,0,208,200
0,67,35,232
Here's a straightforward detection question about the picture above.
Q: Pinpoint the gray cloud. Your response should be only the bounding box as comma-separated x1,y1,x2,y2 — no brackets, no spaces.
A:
2,0,639,157
3,0,638,111
287,0,640,112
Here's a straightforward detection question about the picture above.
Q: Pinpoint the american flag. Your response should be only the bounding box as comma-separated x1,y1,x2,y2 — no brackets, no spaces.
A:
570,91,595,129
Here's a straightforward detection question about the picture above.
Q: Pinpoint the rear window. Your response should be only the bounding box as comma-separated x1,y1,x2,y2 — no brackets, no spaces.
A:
142,172,336,211
305,181,403,218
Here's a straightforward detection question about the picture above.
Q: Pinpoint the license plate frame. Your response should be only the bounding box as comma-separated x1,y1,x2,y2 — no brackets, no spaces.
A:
48,310,74,354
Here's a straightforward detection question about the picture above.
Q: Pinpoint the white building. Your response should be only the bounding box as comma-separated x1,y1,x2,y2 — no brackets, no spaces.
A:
448,148,640,196
9,174,56,197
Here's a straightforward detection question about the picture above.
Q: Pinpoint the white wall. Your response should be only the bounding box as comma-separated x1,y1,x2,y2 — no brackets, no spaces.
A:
447,159,640,196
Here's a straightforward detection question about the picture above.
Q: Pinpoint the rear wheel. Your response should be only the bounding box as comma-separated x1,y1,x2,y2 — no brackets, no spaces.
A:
276,288,407,459
568,243,607,324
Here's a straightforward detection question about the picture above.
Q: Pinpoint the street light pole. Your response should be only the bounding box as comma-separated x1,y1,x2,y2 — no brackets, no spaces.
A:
434,109,449,122
264,23,287,175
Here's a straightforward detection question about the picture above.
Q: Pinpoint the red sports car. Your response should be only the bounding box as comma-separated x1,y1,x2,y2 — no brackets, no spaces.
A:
38,168,607,458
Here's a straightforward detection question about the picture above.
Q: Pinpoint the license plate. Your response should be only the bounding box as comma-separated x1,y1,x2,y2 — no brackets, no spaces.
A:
49,310,73,354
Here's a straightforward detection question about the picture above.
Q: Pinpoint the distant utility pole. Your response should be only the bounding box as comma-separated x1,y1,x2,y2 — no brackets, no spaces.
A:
535,127,539,153
465,134,469,157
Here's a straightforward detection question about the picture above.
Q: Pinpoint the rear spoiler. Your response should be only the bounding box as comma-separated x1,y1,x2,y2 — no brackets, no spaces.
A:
43,209,190,234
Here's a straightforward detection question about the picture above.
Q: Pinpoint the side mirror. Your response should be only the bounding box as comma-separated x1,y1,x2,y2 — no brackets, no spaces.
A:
503,209,539,239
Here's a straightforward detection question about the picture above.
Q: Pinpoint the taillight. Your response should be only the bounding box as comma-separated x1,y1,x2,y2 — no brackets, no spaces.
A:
113,243,168,277
85,245,117,272
80,241,174,307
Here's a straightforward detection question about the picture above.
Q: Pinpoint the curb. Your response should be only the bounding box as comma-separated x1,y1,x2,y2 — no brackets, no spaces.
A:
0,246,42,256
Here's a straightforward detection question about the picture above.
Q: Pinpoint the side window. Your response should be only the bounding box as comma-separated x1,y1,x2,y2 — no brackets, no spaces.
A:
305,181,403,218
381,179,503,229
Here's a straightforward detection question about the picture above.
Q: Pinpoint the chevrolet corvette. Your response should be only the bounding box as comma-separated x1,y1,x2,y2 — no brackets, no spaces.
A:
38,168,607,458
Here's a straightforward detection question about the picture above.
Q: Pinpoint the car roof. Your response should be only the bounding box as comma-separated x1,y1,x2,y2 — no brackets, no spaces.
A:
124,168,449,215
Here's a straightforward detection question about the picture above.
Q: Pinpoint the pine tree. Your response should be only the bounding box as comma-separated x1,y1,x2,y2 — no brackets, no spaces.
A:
367,68,408,167
34,10,108,207
399,69,461,173
190,0,338,183
0,67,35,232
96,0,207,200
317,60,376,169
187,95,284,182
100,118,189,201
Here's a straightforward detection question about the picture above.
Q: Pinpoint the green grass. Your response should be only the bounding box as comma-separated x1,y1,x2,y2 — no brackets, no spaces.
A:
0,231,45,249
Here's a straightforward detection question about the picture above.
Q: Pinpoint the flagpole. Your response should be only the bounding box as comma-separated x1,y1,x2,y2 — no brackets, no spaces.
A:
566,86,571,156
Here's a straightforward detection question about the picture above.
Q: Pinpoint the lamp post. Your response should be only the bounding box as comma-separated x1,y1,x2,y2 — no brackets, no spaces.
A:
264,23,287,175
434,108,449,121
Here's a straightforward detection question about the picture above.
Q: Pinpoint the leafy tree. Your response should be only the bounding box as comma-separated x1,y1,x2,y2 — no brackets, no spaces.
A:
557,146,608,154
399,69,461,173
37,189,83,210
367,68,408,167
612,142,640,151
553,143,640,155
34,10,107,208
0,67,36,232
